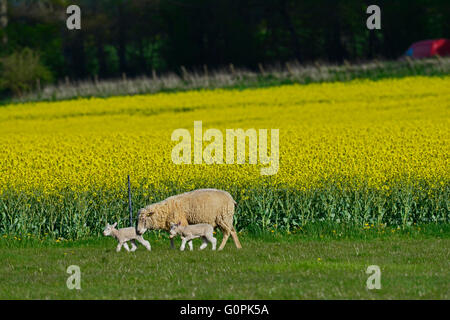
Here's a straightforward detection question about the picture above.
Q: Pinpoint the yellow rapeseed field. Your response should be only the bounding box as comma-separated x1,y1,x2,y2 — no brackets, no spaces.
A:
0,76,449,196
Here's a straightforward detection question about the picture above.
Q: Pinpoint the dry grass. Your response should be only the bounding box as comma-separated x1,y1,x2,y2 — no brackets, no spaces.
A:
14,57,450,103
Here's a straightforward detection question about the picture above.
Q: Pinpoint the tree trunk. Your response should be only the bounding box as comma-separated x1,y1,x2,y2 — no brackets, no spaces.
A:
0,0,7,45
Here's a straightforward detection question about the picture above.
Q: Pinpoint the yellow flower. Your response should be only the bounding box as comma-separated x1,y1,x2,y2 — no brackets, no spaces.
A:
0,76,447,195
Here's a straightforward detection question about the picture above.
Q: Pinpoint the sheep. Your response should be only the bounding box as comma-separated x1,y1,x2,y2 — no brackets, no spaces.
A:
137,188,242,250
103,222,151,252
169,222,217,251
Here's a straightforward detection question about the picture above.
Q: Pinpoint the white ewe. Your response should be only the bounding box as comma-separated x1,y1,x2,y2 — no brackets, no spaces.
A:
137,188,241,250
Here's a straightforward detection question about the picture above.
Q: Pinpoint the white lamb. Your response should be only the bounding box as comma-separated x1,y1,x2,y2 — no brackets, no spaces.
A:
103,222,151,252
169,222,217,251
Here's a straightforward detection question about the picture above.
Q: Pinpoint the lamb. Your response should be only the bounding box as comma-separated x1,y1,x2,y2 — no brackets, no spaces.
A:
103,222,151,252
169,222,217,251
137,188,241,250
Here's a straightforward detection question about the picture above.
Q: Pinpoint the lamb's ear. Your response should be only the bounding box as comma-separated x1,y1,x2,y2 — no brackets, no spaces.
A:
177,221,181,226
112,222,117,227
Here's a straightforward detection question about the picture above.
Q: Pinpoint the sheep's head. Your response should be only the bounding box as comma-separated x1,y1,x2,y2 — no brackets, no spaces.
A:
103,222,117,236
137,207,155,235
169,222,181,239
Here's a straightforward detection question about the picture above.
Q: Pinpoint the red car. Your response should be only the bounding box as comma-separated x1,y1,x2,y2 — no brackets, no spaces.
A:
404,39,450,58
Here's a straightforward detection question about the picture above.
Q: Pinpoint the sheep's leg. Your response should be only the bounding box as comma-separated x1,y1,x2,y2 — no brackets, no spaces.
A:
123,242,130,252
218,228,231,251
230,226,242,249
199,237,208,250
188,240,193,251
130,240,137,252
136,236,151,251
116,243,123,252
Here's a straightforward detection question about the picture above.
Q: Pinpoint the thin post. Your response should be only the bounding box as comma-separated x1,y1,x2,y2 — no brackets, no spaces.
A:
180,65,188,80
285,62,293,75
258,63,265,75
128,175,132,227
229,63,236,76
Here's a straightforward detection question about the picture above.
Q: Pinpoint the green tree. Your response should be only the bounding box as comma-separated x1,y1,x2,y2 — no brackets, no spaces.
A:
0,48,52,96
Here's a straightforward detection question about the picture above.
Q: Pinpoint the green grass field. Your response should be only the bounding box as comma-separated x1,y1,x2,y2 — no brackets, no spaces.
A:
1,226,448,300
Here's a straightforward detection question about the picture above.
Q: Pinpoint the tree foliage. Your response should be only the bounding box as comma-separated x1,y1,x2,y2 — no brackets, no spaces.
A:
0,48,52,96
1,0,449,81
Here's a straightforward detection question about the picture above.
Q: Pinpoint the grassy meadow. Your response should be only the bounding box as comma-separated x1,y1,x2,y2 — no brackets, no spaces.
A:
0,230,448,299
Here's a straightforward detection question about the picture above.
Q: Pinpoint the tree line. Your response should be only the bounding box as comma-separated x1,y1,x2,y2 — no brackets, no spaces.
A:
0,0,449,82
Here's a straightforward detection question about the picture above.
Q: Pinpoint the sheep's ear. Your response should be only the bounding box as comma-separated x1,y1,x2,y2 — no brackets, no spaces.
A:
112,222,117,227
177,221,181,226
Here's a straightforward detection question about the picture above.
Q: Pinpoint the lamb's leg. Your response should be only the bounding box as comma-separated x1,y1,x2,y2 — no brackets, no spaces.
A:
180,237,188,251
180,235,194,251
169,216,189,249
116,242,123,252
230,226,242,249
199,237,208,250
123,242,130,252
136,236,151,251
130,240,137,252
205,234,217,251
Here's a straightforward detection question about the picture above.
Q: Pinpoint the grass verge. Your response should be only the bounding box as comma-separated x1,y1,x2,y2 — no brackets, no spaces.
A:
0,228,448,299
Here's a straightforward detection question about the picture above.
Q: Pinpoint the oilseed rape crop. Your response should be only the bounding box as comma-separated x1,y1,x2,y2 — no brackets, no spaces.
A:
0,76,449,238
